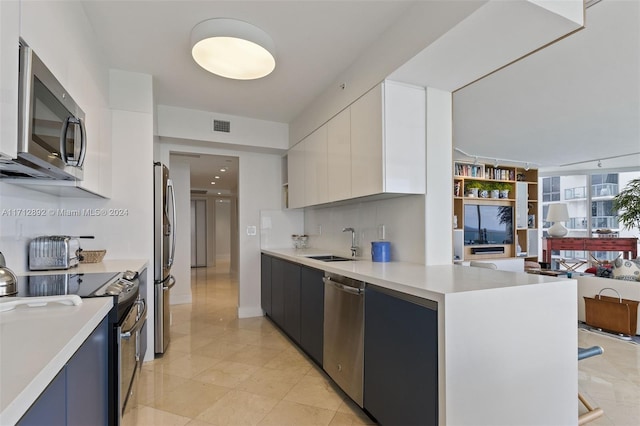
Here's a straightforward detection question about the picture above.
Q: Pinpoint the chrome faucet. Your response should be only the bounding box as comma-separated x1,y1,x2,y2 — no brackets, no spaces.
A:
342,227,358,257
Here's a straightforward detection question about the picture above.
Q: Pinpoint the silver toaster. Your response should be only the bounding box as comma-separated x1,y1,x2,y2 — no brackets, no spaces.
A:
29,236,81,270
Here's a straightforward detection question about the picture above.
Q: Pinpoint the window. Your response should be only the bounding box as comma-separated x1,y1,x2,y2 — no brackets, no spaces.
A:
542,177,560,202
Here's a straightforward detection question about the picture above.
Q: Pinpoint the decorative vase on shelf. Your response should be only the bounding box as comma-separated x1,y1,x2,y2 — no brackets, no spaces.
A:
490,189,500,199
467,188,478,197
479,189,489,198
500,190,510,199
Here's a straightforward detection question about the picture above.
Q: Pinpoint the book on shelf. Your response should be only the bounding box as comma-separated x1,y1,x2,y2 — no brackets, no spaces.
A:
455,163,484,178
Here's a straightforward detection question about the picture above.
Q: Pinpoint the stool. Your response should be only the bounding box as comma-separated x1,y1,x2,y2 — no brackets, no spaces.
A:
578,346,604,425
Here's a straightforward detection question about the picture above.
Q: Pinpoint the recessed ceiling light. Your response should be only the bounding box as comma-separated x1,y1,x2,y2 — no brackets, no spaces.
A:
214,176,220,179
217,192,221,195
191,18,276,80
220,168,226,172
210,181,216,185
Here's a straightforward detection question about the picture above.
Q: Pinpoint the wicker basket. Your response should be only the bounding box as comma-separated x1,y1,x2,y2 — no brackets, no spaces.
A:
80,250,106,264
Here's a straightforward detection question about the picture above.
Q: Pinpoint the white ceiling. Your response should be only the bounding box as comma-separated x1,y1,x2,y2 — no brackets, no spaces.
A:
451,0,640,169
81,0,639,183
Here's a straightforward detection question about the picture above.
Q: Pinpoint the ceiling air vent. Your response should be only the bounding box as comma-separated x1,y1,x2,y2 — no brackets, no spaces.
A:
213,119,231,133
191,190,208,195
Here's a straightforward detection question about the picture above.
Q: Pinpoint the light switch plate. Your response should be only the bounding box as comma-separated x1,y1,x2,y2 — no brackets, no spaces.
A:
246,225,257,236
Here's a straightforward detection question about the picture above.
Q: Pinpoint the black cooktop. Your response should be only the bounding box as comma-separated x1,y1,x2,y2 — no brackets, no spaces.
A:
14,272,120,298
11,271,140,323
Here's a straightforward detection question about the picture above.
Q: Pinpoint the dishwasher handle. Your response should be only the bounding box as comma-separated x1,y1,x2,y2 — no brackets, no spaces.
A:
323,276,364,295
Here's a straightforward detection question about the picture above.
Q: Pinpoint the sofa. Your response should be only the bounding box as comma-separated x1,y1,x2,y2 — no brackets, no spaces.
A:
577,258,640,336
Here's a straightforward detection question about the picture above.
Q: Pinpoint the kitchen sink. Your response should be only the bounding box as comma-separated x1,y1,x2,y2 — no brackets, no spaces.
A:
305,255,355,262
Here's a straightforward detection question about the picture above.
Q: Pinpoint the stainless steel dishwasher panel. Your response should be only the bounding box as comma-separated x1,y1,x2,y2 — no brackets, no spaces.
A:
323,273,365,407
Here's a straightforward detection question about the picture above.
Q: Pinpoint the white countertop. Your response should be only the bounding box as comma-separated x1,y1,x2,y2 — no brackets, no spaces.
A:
0,297,113,425
262,248,566,303
22,258,149,276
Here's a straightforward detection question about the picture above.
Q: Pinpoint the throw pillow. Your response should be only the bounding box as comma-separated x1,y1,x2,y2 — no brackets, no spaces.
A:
611,257,640,281
595,266,614,279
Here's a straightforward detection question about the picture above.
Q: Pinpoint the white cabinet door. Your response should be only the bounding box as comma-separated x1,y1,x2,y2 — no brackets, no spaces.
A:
327,108,351,201
288,142,305,208
383,81,425,194
351,84,383,198
0,0,19,159
304,125,328,206
515,182,528,229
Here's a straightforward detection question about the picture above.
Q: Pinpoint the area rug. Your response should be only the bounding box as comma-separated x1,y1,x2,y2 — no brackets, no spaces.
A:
578,321,640,345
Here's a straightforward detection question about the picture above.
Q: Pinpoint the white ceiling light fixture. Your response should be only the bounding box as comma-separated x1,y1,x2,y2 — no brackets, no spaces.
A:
191,18,276,80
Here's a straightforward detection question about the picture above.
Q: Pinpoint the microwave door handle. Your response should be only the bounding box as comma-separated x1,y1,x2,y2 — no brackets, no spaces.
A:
167,179,177,268
77,118,86,167
60,116,84,166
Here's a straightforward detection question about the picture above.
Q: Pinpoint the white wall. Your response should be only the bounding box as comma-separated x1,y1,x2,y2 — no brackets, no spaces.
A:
215,199,231,261
425,87,453,265
304,195,425,264
170,158,192,305
157,105,288,152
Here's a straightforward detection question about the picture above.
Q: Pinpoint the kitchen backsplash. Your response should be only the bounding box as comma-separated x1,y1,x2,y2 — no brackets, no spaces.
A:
304,195,425,264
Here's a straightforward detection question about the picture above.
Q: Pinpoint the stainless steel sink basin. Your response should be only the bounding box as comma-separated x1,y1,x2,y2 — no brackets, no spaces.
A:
306,255,354,262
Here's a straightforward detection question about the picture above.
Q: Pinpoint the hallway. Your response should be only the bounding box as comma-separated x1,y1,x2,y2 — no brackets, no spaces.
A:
133,263,373,425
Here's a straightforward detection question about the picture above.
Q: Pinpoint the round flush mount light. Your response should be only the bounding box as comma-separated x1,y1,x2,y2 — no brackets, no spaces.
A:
191,18,276,80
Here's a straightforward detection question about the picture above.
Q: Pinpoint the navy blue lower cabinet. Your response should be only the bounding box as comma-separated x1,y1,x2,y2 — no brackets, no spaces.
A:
282,260,301,344
261,254,272,316
17,369,67,425
66,316,109,425
364,286,438,426
270,257,286,328
19,317,109,426
299,266,324,365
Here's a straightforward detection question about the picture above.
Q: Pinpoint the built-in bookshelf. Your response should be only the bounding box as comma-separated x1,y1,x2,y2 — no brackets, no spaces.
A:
453,161,538,262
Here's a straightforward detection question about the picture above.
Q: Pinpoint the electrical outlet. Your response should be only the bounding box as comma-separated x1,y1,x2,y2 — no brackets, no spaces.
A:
317,225,322,235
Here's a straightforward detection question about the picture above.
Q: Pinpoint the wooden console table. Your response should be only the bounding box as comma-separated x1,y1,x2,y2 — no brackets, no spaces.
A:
541,237,638,264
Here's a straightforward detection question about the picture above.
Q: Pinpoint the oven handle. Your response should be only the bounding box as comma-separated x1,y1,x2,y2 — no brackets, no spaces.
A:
121,299,147,340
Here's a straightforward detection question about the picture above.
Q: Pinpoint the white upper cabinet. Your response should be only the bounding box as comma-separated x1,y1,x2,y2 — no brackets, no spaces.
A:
0,0,19,159
304,124,328,206
352,81,425,198
288,141,305,209
287,80,425,208
351,84,384,198
327,108,351,201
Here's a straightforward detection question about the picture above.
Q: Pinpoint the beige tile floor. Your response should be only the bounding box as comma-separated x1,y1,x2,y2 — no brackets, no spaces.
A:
132,262,640,425
133,263,374,426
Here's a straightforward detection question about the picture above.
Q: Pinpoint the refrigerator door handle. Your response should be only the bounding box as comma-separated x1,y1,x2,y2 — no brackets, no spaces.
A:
163,275,176,291
167,178,177,268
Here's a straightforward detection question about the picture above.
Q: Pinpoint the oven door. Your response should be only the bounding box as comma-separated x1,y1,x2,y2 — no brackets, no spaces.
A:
18,41,86,180
118,297,146,423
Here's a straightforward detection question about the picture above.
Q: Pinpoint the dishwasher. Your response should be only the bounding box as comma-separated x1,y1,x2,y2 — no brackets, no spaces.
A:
323,272,365,407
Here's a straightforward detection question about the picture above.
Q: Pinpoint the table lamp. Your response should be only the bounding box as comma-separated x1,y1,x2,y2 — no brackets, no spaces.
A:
546,203,569,237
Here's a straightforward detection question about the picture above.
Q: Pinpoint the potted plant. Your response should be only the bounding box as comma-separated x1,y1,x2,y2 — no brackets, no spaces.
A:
496,182,511,199
612,178,640,231
488,182,500,199
465,181,482,197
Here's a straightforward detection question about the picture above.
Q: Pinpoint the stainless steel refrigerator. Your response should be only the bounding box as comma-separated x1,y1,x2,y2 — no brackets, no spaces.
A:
154,162,176,354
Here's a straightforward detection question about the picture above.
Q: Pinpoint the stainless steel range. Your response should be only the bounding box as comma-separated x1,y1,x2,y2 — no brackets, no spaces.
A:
9,271,146,425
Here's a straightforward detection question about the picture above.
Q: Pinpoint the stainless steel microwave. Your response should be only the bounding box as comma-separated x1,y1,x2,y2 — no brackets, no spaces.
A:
0,40,86,180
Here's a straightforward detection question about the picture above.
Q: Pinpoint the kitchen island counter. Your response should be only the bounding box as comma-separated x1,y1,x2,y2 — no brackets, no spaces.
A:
0,297,113,425
261,248,578,425
261,248,565,303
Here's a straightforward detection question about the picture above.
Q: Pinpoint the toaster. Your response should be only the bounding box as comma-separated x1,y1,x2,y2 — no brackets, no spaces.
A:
29,236,81,270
